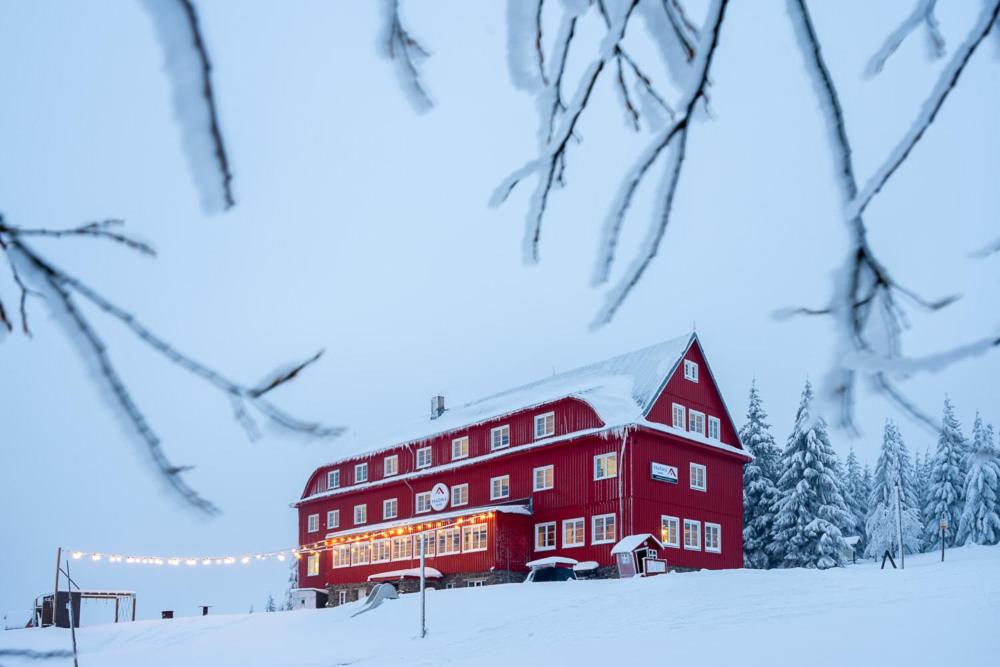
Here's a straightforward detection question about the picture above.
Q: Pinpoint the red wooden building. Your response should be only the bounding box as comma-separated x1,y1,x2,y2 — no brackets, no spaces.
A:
293,332,750,603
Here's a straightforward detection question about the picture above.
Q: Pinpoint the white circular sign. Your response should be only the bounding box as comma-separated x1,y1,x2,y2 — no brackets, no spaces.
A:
430,483,449,511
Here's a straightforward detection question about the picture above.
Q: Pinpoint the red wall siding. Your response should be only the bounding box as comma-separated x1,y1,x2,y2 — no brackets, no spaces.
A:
300,397,604,498
646,340,742,447
627,430,744,569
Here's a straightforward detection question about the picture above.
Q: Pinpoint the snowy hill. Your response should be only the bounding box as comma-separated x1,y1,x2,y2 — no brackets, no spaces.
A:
3,546,998,667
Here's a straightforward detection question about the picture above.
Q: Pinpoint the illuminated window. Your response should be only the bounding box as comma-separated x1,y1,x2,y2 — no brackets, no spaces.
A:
684,519,702,550
332,544,351,568
451,436,469,460
563,518,585,548
437,527,461,555
661,515,680,548
594,452,617,480
592,514,616,544
391,536,412,561
534,412,555,439
371,539,390,564
415,531,436,557
462,524,488,552
533,465,554,491
534,522,556,551
307,554,319,576
351,542,370,566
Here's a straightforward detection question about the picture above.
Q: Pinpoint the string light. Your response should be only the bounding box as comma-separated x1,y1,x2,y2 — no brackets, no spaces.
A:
60,512,497,569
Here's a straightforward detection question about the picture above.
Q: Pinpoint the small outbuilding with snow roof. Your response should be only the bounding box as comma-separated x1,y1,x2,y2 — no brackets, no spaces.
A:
292,332,751,604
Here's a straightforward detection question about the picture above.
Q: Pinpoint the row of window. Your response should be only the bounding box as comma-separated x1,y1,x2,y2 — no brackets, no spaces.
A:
671,403,722,441
661,515,722,553
533,514,617,551
306,452,623,533
323,412,559,491
304,524,489,576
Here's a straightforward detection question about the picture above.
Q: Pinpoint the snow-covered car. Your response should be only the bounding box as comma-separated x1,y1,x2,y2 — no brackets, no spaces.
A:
524,556,578,582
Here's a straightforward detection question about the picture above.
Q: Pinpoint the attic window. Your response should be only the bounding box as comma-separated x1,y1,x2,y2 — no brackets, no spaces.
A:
534,412,555,439
683,360,699,382
708,416,721,441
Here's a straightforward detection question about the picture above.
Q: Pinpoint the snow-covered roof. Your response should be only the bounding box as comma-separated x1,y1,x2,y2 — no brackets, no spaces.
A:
323,503,531,539
611,534,664,555
525,556,578,569
319,333,695,466
368,567,443,581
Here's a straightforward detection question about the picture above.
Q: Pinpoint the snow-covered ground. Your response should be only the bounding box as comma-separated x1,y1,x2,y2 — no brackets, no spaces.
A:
3,546,998,667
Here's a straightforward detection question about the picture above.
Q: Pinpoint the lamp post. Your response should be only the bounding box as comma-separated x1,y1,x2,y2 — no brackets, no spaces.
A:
419,532,426,639
939,515,948,562
895,482,905,570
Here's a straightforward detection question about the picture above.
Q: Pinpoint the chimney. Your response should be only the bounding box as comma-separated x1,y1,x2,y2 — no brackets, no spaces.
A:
430,395,445,419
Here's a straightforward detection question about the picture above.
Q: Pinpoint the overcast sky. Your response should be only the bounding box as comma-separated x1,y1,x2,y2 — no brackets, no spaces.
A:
1,1,997,622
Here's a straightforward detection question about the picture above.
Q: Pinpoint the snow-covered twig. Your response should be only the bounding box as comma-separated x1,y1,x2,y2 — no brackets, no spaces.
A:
590,0,728,324
0,218,155,257
140,0,235,214
382,0,433,112
867,0,945,76
492,0,642,264
849,0,1000,221
1,227,342,513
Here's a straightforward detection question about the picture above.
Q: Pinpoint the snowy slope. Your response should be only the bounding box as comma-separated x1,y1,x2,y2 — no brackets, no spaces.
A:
3,546,998,667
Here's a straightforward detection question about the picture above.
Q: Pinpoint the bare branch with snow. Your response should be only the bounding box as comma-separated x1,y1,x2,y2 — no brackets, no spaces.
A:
382,0,433,112
867,0,945,76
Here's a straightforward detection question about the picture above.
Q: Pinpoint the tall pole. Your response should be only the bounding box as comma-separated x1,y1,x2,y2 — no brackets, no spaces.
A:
51,547,62,628
895,482,905,570
940,514,946,562
64,560,79,667
419,533,426,638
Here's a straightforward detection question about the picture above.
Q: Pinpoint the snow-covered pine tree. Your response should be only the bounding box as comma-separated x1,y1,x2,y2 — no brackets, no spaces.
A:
913,448,934,551
769,381,853,569
957,419,1000,545
740,380,782,569
864,421,923,558
923,398,967,548
842,448,868,553
283,559,299,611
265,593,277,612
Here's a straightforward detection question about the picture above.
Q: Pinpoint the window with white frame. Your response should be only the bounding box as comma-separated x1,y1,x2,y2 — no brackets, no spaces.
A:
594,452,618,480
534,412,555,439
416,446,432,469
490,425,511,450
451,436,469,460
307,513,319,533
415,531,436,557
592,514,617,544
490,475,510,500
384,455,399,477
688,410,705,436
467,579,486,587
462,524,488,552
354,462,368,483
307,553,319,576
690,463,707,491
351,542,370,566
437,527,461,555
451,483,469,507
383,498,398,520
391,535,412,561
708,416,721,441
415,491,432,513
672,403,686,429
354,504,367,525
534,522,557,551
533,465,554,491
684,519,702,550
661,515,680,548
371,539,390,563
705,522,722,553
326,509,340,529
337,590,347,605
684,359,699,382
332,544,351,568
327,470,340,489
563,518,585,548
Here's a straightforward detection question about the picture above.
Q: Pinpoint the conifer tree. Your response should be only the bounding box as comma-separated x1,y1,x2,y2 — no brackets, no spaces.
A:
923,399,967,548
842,448,868,552
957,419,1000,545
740,381,782,568
913,448,934,551
864,421,923,558
769,381,852,569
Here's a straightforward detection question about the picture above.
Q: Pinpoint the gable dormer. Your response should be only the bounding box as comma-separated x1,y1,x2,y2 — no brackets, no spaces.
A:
644,336,742,448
